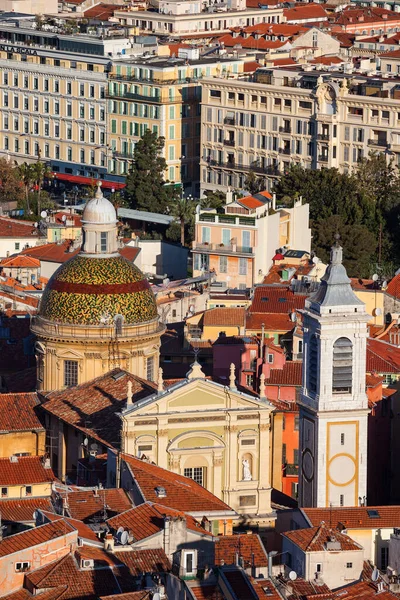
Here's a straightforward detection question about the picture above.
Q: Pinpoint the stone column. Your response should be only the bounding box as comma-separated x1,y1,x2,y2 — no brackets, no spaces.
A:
258,419,272,514
212,454,224,499
157,428,169,469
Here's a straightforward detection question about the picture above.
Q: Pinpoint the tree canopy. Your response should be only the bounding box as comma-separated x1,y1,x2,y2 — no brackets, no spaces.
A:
273,156,400,277
125,130,177,213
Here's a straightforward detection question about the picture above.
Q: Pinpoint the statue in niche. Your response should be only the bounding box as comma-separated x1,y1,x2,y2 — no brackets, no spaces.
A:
242,458,252,481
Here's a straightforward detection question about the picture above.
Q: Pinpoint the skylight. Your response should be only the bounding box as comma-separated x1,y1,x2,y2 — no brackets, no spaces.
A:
367,509,380,518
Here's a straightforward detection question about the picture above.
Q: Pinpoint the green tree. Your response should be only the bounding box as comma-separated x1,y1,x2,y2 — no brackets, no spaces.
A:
125,130,173,213
170,195,196,246
17,162,34,215
31,161,52,218
200,190,226,211
244,170,265,195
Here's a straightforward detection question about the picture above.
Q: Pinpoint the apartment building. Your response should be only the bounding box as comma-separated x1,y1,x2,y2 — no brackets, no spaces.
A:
108,52,244,195
192,194,311,288
114,4,283,36
200,67,400,193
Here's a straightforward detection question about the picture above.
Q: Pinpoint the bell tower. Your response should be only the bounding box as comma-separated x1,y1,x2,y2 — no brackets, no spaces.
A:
299,238,370,508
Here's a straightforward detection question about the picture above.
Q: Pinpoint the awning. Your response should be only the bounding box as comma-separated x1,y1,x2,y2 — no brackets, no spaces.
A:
49,173,126,190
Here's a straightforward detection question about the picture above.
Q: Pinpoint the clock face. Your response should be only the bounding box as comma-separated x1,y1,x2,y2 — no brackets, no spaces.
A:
302,449,314,482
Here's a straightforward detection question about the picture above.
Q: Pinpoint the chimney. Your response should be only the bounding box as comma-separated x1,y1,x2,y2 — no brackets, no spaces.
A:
272,193,276,210
104,533,115,552
126,380,133,406
225,187,233,205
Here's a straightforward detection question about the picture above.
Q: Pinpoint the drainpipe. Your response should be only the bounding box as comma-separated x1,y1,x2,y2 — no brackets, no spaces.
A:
260,323,265,360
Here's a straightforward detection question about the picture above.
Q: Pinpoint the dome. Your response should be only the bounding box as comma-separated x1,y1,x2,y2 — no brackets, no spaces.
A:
39,254,158,326
82,184,117,225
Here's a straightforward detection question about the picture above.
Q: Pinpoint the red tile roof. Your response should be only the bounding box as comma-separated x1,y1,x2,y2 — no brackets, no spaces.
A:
245,312,295,332
283,523,362,551
366,338,400,374
39,510,100,543
385,273,400,299
0,254,40,268
330,581,397,600
215,533,268,567
250,287,306,313
61,488,132,522
0,392,43,432
303,505,400,529
190,584,222,600
22,241,139,265
238,196,265,210
310,55,344,65
52,212,82,227
0,497,53,523
203,307,246,327
122,453,233,513
0,455,56,486
334,6,400,25
42,369,156,448
119,245,140,263
284,3,328,22
0,520,75,557
83,3,120,18
265,361,302,386
217,33,286,49
0,216,40,239
113,548,171,575
263,263,314,285
366,374,384,387
107,501,210,541
100,593,151,600
1,589,66,600
243,61,263,72
252,578,282,600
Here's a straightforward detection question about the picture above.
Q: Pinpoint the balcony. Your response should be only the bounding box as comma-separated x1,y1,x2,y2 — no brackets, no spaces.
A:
242,361,257,371
279,147,291,155
192,241,254,255
318,154,329,162
368,138,387,147
317,133,330,141
279,126,292,134
224,117,235,125
113,151,133,159
224,139,235,147
283,463,299,476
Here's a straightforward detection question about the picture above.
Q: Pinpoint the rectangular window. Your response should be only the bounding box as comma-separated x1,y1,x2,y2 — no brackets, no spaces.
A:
201,227,210,243
220,255,227,273
346,563,353,568
340,494,344,506
184,467,205,486
341,433,345,445
146,356,154,381
239,258,247,275
64,360,78,388
185,553,194,574
316,564,322,573
1,487,7,497
222,229,231,245
15,243,20,251
294,416,299,431
67,82,72,95
25,486,32,496
100,232,107,252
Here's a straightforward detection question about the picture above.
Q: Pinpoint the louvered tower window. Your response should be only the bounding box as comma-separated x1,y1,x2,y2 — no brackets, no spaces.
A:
308,334,318,392
332,337,352,393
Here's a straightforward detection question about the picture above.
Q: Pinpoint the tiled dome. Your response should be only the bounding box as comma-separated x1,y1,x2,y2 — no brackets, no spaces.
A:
39,254,158,326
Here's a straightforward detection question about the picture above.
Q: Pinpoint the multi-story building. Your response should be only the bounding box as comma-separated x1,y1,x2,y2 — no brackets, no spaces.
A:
192,193,311,288
114,4,283,36
200,66,400,193
108,52,244,195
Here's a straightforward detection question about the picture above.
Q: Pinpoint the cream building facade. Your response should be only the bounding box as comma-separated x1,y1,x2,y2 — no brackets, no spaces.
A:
120,363,275,522
299,240,370,508
200,67,400,193
32,186,164,392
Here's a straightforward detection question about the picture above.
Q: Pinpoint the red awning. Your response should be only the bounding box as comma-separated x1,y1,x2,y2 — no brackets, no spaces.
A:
50,173,126,190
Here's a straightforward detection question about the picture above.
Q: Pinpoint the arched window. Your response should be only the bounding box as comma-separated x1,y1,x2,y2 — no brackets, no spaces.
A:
332,337,353,394
308,334,318,392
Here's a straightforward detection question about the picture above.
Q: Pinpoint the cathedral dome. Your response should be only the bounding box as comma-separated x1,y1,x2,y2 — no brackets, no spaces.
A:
38,254,158,326
38,183,158,326
82,184,117,225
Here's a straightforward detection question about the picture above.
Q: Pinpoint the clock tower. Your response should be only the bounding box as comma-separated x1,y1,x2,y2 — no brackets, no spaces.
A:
299,238,370,508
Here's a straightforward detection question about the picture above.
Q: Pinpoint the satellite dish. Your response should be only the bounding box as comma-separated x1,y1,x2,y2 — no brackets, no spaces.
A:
372,568,379,582
61,214,67,222
83,438,88,447
90,443,98,451
312,256,320,264
382,281,388,289
40,210,47,219
33,510,38,521
374,308,382,316
153,594,161,600
34,222,38,228
120,530,129,545
289,571,298,581
117,526,124,535
290,311,297,322
372,273,379,282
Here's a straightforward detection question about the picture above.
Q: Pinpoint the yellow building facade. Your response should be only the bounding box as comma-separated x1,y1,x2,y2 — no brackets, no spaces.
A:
120,362,275,523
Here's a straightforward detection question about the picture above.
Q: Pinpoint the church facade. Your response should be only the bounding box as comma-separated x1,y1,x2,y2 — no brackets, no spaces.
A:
120,363,275,523
299,240,370,508
31,184,164,392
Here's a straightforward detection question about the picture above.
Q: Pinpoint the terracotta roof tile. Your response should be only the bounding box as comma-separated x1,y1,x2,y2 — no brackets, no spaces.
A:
250,287,305,313
216,33,286,49
277,576,330,596
53,212,82,227
0,497,54,522
0,520,75,557
252,578,282,600
42,369,156,448
330,581,397,600
121,453,233,513
0,589,67,600
215,533,268,567
0,216,40,239
203,307,246,327
61,488,132,522
366,338,400,374
334,6,400,25
39,510,102,543
0,455,56,486
112,548,171,575
385,273,400,299
100,593,151,600
119,246,140,263
0,254,40,268
265,361,302,386
283,523,362,551
107,502,210,541
284,3,328,22
190,584,221,600
83,3,120,18
0,392,43,432
22,241,138,265
303,505,400,529
246,312,295,332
